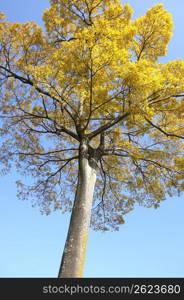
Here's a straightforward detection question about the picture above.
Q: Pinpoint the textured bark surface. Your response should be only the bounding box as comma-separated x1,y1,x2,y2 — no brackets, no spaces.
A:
58,140,97,278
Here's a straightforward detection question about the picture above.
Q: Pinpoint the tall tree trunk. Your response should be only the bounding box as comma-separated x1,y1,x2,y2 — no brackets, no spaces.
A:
58,139,97,278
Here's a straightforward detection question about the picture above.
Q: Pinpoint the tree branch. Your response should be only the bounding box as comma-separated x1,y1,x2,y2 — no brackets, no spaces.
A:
14,148,78,157
43,155,79,184
88,112,130,140
103,152,128,158
0,65,80,141
145,117,184,139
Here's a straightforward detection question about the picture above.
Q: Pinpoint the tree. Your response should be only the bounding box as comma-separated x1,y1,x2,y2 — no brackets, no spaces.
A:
0,0,184,278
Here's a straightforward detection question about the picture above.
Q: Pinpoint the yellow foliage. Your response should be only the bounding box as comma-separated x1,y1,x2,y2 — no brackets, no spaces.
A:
0,0,184,230
132,4,173,61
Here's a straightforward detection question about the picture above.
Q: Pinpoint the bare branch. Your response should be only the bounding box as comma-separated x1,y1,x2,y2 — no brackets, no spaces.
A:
0,65,80,141
14,148,78,157
103,152,128,158
145,117,184,139
137,157,183,175
88,112,130,140
43,155,79,184
149,94,184,106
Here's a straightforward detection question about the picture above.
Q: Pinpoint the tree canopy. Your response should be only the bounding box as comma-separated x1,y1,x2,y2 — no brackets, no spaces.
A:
0,0,184,231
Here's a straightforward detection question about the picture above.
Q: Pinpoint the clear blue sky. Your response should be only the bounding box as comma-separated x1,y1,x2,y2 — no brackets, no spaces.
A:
0,0,184,278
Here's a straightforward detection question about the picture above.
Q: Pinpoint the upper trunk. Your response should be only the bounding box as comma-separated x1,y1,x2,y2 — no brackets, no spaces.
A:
58,138,98,278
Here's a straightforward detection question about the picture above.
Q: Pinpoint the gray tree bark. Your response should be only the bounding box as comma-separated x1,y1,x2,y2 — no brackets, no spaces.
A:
58,138,98,278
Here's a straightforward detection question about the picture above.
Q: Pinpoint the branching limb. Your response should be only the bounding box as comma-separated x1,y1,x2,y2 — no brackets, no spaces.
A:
14,148,78,157
43,155,79,185
88,112,130,140
0,65,80,141
145,117,184,139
